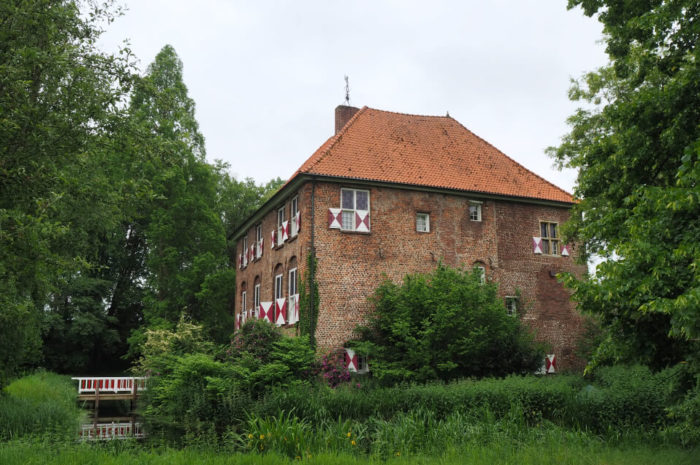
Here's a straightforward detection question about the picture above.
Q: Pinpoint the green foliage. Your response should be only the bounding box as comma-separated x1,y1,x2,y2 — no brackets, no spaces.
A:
353,264,543,384
298,250,319,348
549,1,700,370
0,0,133,379
0,372,82,440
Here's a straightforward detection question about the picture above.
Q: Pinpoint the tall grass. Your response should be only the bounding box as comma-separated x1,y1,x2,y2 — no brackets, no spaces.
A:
0,371,82,440
0,437,697,465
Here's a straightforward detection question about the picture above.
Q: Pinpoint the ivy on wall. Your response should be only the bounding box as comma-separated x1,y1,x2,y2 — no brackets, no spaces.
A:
298,250,319,349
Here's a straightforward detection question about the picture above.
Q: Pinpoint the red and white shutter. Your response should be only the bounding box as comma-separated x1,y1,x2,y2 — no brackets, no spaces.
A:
282,220,289,242
295,211,301,233
238,254,242,269
270,230,276,249
345,348,359,372
235,313,241,331
545,354,556,374
250,244,255,262
355,210,370,232
561,244,571,257
532,237,543,254
259,301,273,323
275,298,287,326
259,237,264,257
328,208,342,229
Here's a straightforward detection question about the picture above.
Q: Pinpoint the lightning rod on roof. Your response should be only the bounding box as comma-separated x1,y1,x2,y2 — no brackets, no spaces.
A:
344,75,350,105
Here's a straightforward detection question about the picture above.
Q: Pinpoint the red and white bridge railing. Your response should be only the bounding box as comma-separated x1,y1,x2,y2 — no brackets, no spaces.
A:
79,422,144,440
72,377,147,394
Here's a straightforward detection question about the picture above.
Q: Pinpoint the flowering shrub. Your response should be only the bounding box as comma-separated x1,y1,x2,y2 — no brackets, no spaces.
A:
318,349,351,388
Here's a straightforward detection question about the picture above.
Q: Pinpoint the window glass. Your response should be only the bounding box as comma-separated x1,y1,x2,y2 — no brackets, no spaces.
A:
274,274,283,299
417,213,430,232
341,189,354,209
356,191,368,210
341,211,354,230
469,203,482,221
289,268,297,296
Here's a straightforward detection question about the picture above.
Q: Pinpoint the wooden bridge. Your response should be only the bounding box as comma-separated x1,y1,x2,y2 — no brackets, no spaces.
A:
72,377,147,440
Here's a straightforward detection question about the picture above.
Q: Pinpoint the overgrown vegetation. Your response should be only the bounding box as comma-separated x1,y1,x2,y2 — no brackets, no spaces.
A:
350,265,544,384
0,372,82,440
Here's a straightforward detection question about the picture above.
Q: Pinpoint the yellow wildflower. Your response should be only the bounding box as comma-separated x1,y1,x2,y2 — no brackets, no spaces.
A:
248,434,253,439
259,434,265,440
351,440,356,446
395,451,401,456
347,431,352,437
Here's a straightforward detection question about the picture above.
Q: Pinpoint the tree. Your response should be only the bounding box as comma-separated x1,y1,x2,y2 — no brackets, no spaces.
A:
126,45,236,346
549,0,700,369
352,265,543,385
0,0,132,382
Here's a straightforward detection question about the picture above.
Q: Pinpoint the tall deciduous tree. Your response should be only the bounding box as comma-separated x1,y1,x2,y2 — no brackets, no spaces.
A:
0,0,132,382
550,1,699,369
127,45,234,346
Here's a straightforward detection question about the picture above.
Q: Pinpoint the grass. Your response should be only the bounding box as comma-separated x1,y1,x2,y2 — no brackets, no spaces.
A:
0,371,83,440
0,438,697,465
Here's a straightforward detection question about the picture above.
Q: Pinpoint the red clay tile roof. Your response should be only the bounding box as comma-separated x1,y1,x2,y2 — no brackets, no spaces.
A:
291,106,573,203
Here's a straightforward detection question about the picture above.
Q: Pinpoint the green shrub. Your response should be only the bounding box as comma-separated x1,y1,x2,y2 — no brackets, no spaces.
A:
0,371,82,440
352,264,544,385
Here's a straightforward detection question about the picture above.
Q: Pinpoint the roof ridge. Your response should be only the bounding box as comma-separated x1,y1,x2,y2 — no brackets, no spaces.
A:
300,105,368,174
365,106,452,119
448,116,574,199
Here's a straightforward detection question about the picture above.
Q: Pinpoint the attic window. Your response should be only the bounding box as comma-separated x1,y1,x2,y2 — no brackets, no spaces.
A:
505,297,518,316
416,213,430,233
340,188,370,232
469,201,482,222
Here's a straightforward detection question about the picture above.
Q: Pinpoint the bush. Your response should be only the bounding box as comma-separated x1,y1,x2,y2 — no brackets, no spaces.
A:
352,264,544,385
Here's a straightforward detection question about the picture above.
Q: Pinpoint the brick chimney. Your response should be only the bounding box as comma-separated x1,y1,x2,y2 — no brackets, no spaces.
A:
335,105,359,134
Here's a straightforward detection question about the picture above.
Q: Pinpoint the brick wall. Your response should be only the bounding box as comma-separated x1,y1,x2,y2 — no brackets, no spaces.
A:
310,181,587,371
236,179,588,371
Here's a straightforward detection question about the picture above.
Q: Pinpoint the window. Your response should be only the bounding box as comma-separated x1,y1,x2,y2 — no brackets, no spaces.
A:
540,221,559,255
242,236,248,266
356,354,368,373
274,273,283,300
505,297,518,317
416,213,430,233
241,290,247,314
469,201,482,222
340,188,370,232
290,196,299,237
254,283,260,316
288,268,297,297
277,206,285,245
255,224,263,258
475,265,486,284
288,267,298,324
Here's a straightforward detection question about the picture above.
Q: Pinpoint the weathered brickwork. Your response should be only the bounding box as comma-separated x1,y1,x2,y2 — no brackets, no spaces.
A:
236,178,587,371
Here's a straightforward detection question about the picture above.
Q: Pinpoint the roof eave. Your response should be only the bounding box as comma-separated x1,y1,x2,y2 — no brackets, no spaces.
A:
230,173,575,242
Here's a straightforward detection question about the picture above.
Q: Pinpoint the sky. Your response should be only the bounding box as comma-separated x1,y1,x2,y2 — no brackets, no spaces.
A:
98,0,608,195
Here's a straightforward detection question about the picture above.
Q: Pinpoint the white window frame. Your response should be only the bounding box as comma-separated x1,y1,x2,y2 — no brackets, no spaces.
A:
416,212,430,233
288,267,297,316
274,273,283,300
254,283,260,317
340,188,370,232
540,221,559,255
241,290,247,315
469,201,482,222
242,236,248,267
277,206,285,246
255,223,263,258
356,354,368,373
505,296,518,317
290,196,299,237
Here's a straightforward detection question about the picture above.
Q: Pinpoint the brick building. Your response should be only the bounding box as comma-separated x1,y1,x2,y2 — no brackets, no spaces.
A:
232,105,587,371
